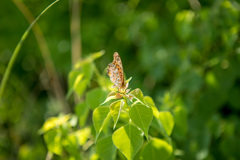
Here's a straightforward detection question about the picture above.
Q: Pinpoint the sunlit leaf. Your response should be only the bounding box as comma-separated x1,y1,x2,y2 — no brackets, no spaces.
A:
144,96,156,108
159,111,174,136
144,96,159,118
112,124,143,160
67,71,84,98
129,88,145,105
39,114,71,134
89,50,105,60
110,100,125,129
124,77,132,85
151,106,159,118
151,116,167,137
96,136,116,160
43,129,62,155
150,110,171,139
75,127,91,146
142,138,173,160
129,104,153,139
67,58,96,98
62,133,79,158
108,91,117,97
74,50,105,69
74,79,88,97
92,106,111,141
68,70,82,89
67,64,94,97
101,95,117,105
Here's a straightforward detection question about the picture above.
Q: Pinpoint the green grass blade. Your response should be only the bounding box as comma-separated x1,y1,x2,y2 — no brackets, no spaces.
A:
0,0,61,98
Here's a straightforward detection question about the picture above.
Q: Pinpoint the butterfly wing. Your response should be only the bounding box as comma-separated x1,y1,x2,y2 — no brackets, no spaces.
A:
107,63,122,88
107,52,126,91
107,52,125,88
112,52,124,86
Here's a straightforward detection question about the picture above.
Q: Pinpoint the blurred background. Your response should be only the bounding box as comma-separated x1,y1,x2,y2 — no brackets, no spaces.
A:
0,0,240,159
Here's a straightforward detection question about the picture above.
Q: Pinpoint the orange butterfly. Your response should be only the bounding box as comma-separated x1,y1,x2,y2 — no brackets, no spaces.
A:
107,52,130,95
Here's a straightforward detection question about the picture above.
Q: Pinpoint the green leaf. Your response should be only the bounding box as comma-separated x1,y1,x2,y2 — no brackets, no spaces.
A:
62,133,80,158
142,138,173,160
96,136,116,160
92,106,111,141
173,106,188,137
129,104,153,139
144,98,173,139
66,71,83,99
159,111,174,136
102,112,112,135
129,88,145,105
43,129,62,155
74,127,91,146
124,77,132,84
75,79,88,97
101,96,117,105
144,96,159,118
107,91,117,97
151,116,166,136
75,102,89,127
67,58,95,98
88,50,105,60
175,11,194,41
97,75,113,89
67,70,87,98
151,106,159,118
82,62,94,83
144,96,156,108
110,100,125,129
74,50,105,69
68,70,82,91
112,124,143,160
39,114,71,134
86,88,108,110
151,113,171,141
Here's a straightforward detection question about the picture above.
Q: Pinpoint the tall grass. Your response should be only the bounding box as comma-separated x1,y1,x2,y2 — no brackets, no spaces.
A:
0,0,61,99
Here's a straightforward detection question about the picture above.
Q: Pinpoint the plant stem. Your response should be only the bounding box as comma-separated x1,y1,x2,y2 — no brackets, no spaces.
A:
0,0,61,99
69,0,82,64
69,0,82,103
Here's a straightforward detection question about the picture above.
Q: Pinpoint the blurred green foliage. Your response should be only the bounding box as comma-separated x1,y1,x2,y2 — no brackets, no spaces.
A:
1,0,240,159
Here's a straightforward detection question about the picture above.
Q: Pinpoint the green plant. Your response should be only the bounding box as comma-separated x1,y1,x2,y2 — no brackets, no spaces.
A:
1,0,240,159
40,51,175,160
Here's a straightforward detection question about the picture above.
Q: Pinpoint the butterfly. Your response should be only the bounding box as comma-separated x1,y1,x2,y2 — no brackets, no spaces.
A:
107,52,130,94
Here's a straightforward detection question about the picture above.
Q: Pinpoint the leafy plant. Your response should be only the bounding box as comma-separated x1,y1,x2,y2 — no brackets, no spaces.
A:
3,0,240,159
41,51,175,160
